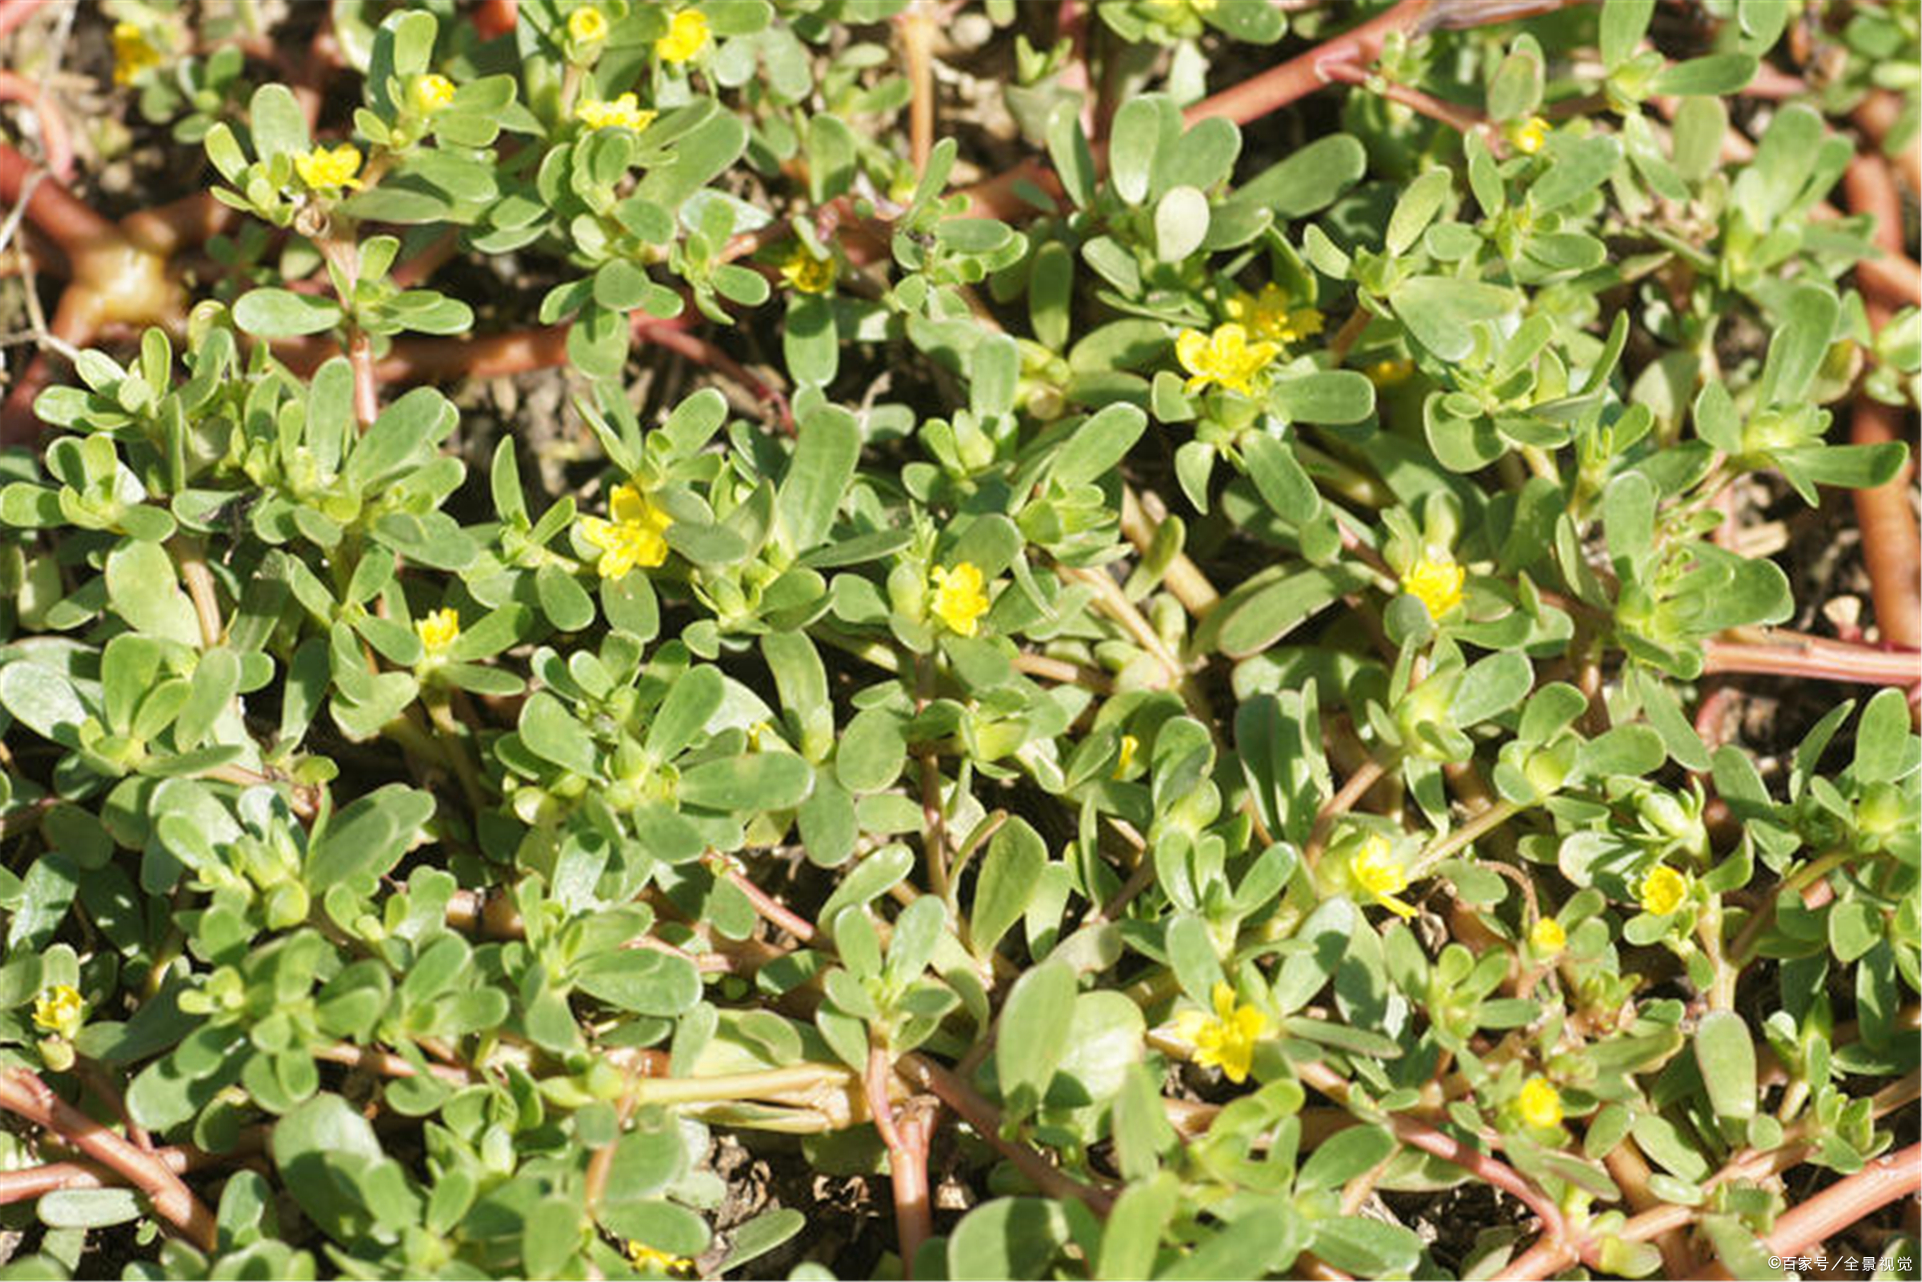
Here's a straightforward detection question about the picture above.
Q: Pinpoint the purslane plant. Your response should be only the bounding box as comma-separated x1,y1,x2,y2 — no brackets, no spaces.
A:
0,0,1916,1279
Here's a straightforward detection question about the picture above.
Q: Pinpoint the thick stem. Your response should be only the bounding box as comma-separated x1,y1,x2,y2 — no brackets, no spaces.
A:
895,1053,1116,1214
1701,635,1920,686
868,1045,933,1276
1702,1144,1922,1281
1843,154,1921,652
314,1042,473,1085
0,1070,215,1250
0,140,115,254
899,2,937,178
0,71,74,182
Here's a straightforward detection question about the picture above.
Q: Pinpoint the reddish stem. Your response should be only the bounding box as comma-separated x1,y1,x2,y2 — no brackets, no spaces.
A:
0,0,41,38
1701,634,1921,686
716,863,816,943
0,71,74,182
1702,1144,1922,1281
313,1042,473,1085
0,139,115,254
1843,154,1921,652
0,1070,215,1250
473,0,518,40
868,1045,934,1277
896,1053,1116,1214
343,335,377,430
1321,60,1496,145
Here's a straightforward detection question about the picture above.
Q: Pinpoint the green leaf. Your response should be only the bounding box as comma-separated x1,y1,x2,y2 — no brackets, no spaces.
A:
0,660,91,747
1393,277,1518,363
1651,53,1757,97
1154,185,1209,262
271,1094,384,1244
35,1189,143,1230
948,1198,1069,1282
233,289,344,337
995,961,1076,1103
1108,98,1162,205
645,665,723,763
1046,104,1096,210
1694,1010,1757,1121
521,1197,581,1280
106,540,201,645
1271,371,1374,425
1159,1197,1306,1279
1387,168,1454,256
971,817,1045,957
1855,687,1917,784
1225,134,1366,221
1311,1217,1423,1276
597,1200,710,1258
1296,1124,1397,1191
1529,135,1622,212
1095,1174,1179,1281
678,753,813,811
1054,403,1146,488
719,1209,806,1275
307,784,436,892
1758,283,1840,408
778,404,861,553
783,294,838,388
519,692,600,777
1600,0,1654,69
248,83,311,163
574,951,701,1016
1204,565,1369,659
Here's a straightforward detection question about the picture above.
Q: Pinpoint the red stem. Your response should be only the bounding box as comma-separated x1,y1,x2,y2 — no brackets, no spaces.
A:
0,1070,215,1250
473,0,518,40
1702,1144,1922,1280
0,140,115,255
0,71,74,182
1843,154,1921,652
895,1053,1116,1214
0,0,41,38
868,1046,933,1277
1701,634,1921,686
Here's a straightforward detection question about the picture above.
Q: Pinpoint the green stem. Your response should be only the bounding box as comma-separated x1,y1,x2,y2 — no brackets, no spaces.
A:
1410,799,1522,879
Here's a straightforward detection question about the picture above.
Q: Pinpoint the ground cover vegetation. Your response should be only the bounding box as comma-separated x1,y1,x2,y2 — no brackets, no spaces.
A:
0,0,1916,1278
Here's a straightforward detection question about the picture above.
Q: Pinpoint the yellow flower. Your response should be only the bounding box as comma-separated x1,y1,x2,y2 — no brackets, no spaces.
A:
575,93,658,133
1530,917,1566,956
1175,323,1280,397
293,143,364,193
1518,1075,1563,1128
1224,284,1323,346
32,985,83,1040
656,9,710,63
780,245,837,295
1351,833,1417,918
625,1241,693,1276
580,484,674,578
1367,358,1415,387
1506,115,1551,156
1114,733,1139,780
409,73,456,115
568,6,610,43
1173,982,1267,1084
1639,865,1689,917
1401,548,1466,620
929,562,992,638
415,608,460,659
112,22,163,86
